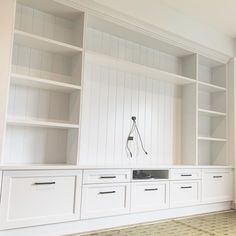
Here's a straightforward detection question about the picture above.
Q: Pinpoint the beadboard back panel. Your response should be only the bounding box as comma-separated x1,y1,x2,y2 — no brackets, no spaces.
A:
79,60,185,166
15,2,84,47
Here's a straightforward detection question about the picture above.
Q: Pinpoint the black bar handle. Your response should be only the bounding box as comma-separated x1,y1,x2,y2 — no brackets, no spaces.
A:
181,174,192,177
99,191,116,194
144,188,158,191
213,176,223,178
33,181,56,185
100,176,117,179
181,186,192,189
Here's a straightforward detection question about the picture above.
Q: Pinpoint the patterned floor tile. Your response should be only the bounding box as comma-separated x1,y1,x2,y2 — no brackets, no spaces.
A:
71,211,236,236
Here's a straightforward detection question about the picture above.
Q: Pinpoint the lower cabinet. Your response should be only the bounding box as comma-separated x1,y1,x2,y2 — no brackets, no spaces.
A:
81,183,130,219
202,169,233,204
170,180,201,207
0,170,82,229
131,181,169,213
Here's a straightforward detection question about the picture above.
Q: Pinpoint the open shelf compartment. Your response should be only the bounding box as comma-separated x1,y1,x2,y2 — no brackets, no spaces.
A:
4,125,78,165
198,140,227,166
86,15,197,82
198,55,226,88
16,0,85,48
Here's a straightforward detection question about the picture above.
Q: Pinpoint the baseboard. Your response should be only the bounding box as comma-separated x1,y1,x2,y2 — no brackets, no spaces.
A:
0,202,233,236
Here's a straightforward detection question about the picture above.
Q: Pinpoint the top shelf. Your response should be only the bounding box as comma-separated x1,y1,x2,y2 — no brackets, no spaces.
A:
14,30,83,55
86,51,196,85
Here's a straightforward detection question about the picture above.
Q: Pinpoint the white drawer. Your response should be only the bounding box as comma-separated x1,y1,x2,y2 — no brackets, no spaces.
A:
0,170,82,229
131,181,169,213
170,169,201,180
83,169,131,184
81,183,130,219
202,169,233,204
170,180,201,207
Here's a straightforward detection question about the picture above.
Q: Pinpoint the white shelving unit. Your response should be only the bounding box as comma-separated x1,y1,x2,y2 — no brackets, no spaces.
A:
2,0,231,168
197,56,227,166
3,0,85,166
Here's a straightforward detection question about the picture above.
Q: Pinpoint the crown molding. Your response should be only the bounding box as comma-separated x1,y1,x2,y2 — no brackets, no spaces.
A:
57,0,233,63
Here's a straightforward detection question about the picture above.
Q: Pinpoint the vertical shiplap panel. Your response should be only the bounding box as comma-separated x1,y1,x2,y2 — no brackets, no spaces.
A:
96,67,109,164
151,79,159,165
122,72,132,163
79,63,92,165
137,75,146,164
87,64,100,164
144,77,153,164
105,69,117,165
113,71,125,165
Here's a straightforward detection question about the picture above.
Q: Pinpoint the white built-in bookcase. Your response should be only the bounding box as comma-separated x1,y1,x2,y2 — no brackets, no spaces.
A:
3,0,84,165
2,1,230,167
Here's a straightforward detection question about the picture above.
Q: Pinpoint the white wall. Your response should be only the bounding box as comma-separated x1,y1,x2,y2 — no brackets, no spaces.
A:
0,0,15,162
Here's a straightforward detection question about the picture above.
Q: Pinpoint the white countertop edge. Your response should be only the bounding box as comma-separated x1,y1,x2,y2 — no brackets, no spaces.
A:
0,164,234,170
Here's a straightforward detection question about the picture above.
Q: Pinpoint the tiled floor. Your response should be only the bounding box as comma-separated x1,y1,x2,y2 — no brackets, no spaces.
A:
76,211,236,236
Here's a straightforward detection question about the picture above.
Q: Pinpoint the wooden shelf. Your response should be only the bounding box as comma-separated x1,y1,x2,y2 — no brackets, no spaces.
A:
198,81,226,92
86,51,196,85
11,73,81,92
14,30,83,55
7,117,79,129
198,108,226,117
198,136,227,142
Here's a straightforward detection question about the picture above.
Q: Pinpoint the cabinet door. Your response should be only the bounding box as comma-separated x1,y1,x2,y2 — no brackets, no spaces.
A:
81,183,130,219
131,181,169,213
170,180,201,207
202,169,233,204
0,170,82,229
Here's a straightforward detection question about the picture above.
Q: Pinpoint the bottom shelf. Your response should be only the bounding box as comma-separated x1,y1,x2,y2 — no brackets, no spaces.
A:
4,125,79,165
198,140,227,166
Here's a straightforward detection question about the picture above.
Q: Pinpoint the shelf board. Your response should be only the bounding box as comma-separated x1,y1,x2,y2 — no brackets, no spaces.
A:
86,51,196,85
11,73,81,92
198,136,227,142
198,81,226,92
198,108,226,117
7,117,79,129
14,30,83,55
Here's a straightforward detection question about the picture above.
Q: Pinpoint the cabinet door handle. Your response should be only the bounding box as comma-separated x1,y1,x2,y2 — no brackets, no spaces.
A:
144,188,158,191
181,174,192,177
99,191,116,194
213,176,223,178
181,186,192,189
100,176,116,179
33,181,56,185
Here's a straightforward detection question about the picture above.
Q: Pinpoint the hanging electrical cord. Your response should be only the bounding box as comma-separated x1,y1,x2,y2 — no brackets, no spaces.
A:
125,116,148,158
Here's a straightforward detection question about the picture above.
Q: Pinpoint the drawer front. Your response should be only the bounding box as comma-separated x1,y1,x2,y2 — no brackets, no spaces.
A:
170,169,201,180
0,170,82,229
83,169,131,184
131,182,169,213
170,180,201,207
81,183,130,219
202,169,233,204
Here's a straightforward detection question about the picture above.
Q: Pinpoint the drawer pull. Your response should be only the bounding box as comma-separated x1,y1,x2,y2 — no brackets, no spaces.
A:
181,174,192,177
213,176,223,178
144,188,158,191
181,186,192,189
100,176,117,179
33,181,56,185
99,191,116,195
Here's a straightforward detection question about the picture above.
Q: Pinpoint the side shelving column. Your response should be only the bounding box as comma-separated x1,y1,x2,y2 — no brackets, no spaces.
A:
3,0,85,166
197,55,228,166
